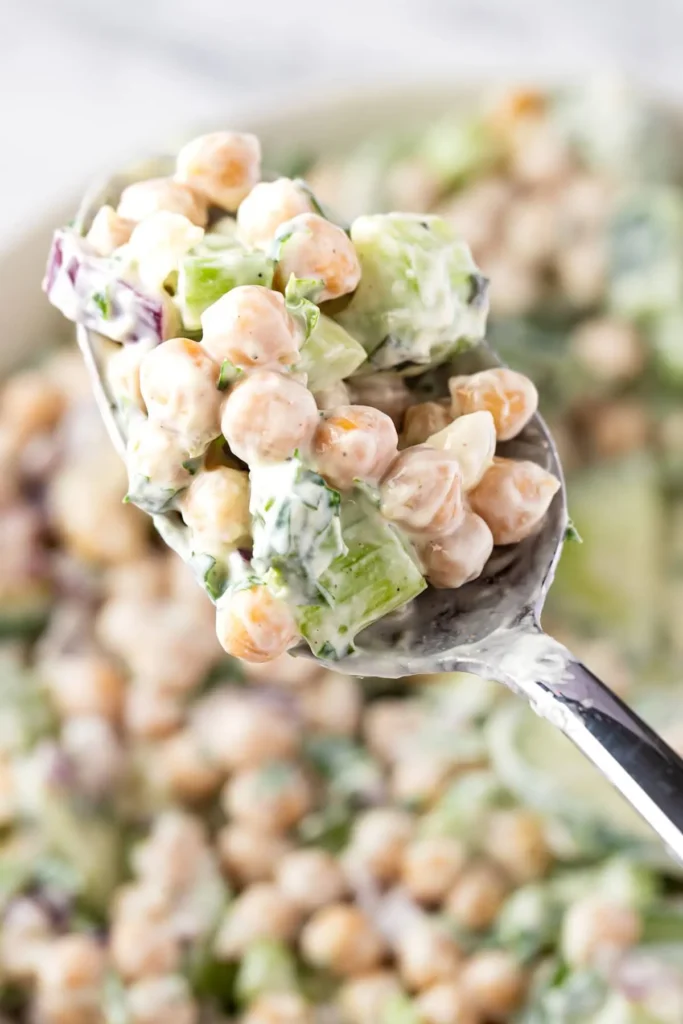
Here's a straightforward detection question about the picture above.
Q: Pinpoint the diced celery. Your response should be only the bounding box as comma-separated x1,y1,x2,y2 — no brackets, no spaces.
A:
381,994,421,1024
177,242,274,329
337,213,488,373
495,884,562,960
298,314,367,389
235,939,298,1004
42,797,123,913
548,456,664,657
418,114,501,186
419,769,505,840
608,189,683,320
297,493,426,658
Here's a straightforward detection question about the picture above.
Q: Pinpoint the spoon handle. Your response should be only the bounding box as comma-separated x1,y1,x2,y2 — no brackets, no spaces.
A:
510,630,683,862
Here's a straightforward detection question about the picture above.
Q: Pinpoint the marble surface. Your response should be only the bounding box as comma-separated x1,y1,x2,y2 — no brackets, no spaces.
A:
5,0,683,250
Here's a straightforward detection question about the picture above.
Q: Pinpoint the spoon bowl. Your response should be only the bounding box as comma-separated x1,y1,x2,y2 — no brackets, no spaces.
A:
73,159,683,863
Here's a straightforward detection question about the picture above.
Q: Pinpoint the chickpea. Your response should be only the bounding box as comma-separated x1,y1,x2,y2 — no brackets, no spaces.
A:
127,211,204,290
347,373,413,428
274,213,361,302
107,341,151,413
61,715,124,798
561,896,642,969
469,457,561,546
98,593,220,695
180,466,250,557
446,862,509,931
590,399,650,459
560,173,610,236
48,454,148,566
460,951,526,1020
402,402,453,448
508,119,573,186
118,177,208,227
314,381,351,411
216,586,300,664
128,975,198,1024
201,286,304,373
298,671,361,736
221,370,319,465
570,317,645,383
449,369,538,443
0,370,64,444
222,760,312,832
86,204,134,256
0,898,53,979
217,823,292,886
215,884,301,958
133,812,208,890
157,729,222,802
418,512,493,590
415,983,478,1024
427,410,496,492
112,904,180,980
191,690,300,771
276,849,348,912
379,446,465,537
386,157,441,213
125,684,185,739
555,238,607,308
175,131,261,211
238,178,314,248
438,177,513,259
484,255,542,318
390,752,453,807
338,971,403,1024
126,417,193,496
363,700,426,763
348,807,415,883
396,923,462,992
36,934,105,993
243,992,314,1024
401,837,467,905
484,809,551,883
300,904,385,976
139,338,221,453
503,195,558,268
42,653,125,722
313,405,398,491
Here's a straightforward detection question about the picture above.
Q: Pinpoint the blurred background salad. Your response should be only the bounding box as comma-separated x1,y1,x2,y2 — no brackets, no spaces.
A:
4,2,683,1022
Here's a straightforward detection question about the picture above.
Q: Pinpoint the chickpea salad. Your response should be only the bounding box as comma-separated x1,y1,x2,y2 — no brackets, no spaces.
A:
44,132,561,665
2,79,683,1024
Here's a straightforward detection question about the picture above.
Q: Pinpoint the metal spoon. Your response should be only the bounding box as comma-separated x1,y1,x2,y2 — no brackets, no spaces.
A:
74,162,683,862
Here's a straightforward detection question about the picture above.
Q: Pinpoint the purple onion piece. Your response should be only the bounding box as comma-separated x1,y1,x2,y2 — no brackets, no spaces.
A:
43,228,167,346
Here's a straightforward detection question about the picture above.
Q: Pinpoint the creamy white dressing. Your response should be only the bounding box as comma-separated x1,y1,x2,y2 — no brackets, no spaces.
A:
249,459,346,604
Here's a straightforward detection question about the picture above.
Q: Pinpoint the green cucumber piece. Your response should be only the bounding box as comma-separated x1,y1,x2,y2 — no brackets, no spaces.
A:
178,243,274,329
547,456,664,657
297,492,426,658
298,314,367,390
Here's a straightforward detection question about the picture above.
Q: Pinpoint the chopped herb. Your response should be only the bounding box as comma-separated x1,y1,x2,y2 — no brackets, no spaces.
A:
218,360,243,390
92,289,112,319
564,518,583,544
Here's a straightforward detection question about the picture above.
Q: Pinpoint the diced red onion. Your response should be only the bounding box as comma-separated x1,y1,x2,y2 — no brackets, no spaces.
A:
43,229,167,345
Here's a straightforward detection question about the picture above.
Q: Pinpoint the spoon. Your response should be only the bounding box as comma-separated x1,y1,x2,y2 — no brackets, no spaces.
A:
74,161,683,862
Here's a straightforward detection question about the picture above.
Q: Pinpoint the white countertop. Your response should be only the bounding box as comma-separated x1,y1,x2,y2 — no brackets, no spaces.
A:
6,0,683,250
